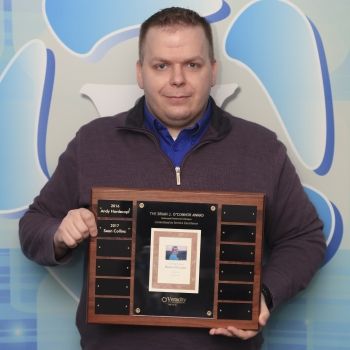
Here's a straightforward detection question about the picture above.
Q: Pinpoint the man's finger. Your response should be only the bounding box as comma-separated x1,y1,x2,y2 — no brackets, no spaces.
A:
209,328,233,337
226,326,258,340
79,208,98,237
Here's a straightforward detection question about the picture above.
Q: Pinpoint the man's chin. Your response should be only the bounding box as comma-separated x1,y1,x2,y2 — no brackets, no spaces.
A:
163,114,195,126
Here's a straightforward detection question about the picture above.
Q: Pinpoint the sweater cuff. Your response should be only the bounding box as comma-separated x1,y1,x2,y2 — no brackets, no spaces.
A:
48,221,72,265
261,283,273,310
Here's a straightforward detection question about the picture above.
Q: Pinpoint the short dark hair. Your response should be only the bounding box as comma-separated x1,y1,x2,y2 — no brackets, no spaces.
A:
139,7,214,62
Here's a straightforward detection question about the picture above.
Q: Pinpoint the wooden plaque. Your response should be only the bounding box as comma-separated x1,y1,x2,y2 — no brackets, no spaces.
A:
88,187,264,330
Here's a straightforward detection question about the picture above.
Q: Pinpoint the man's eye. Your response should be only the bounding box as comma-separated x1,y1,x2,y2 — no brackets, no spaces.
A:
155,63,167,70
188,62,199,69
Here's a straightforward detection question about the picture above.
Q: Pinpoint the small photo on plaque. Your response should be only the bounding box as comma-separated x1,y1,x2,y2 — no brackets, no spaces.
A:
149,228,201,294
165,245,187,261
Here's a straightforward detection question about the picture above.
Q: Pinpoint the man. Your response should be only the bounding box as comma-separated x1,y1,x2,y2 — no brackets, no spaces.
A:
19,7,326,350
168,246,179,260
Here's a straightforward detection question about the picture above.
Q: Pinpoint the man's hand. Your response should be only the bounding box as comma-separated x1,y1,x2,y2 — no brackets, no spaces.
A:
53,208,97,259
209,294,270,340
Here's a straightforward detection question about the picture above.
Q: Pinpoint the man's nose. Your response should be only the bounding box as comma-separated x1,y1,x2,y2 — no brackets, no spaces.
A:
170,65,185,86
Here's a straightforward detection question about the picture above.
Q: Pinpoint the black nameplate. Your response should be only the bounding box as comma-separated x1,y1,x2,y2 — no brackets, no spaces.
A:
218,283,253,301
97,200,133,218
97,240,131,257
220,244,255,262
96,259,131,277
221,225,256,243
222,205,257,223
97,220,132,238
219,264,254,282
218,303,252,320
95,278,130,296
95,298,129,315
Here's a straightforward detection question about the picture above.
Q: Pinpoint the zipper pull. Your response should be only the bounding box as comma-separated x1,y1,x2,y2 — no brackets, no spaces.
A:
175,166,181,186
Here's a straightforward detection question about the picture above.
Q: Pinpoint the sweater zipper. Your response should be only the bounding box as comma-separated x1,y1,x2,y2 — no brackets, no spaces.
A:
175,166,181,186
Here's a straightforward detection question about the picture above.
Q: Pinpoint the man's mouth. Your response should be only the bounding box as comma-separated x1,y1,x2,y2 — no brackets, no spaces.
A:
165,95,191,101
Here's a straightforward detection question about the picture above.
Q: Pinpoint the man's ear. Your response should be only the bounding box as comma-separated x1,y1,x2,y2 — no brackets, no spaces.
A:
136,60,144,89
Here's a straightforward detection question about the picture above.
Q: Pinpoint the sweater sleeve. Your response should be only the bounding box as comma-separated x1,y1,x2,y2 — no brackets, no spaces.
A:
262,144,326,310
19,134,81,266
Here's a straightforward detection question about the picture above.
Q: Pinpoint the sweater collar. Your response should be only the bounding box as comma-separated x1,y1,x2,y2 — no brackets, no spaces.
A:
124,95,232,140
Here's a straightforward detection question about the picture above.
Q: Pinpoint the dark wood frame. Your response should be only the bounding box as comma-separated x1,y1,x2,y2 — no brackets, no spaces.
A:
88,187,264,330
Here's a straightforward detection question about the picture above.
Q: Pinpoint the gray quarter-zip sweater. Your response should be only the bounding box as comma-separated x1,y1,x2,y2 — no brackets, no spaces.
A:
19,97,326,350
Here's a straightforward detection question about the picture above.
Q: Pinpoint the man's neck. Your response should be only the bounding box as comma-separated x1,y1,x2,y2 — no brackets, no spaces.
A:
167,126,183,140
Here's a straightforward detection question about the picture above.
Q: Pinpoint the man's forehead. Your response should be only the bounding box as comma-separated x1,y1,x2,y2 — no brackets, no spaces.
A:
143,26,209,56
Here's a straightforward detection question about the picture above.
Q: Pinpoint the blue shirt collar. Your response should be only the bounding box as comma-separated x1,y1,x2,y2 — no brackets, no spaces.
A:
143,100,212,166
143,100,212,139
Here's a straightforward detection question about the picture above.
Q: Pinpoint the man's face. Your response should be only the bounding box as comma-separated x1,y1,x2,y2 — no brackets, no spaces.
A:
137,25,217,136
